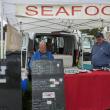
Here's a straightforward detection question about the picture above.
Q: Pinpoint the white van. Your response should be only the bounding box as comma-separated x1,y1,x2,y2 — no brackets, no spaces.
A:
33,31,80,67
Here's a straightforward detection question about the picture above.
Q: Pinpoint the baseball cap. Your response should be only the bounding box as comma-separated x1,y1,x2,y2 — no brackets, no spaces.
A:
95,32,104,38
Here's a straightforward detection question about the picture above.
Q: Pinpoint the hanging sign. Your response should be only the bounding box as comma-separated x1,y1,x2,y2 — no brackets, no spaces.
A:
16,4,110,19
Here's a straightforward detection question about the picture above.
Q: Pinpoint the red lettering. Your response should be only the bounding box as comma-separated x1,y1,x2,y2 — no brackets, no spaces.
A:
25,6,38,16
42,6,53,16
102,6,110,15
72,6,82,15
85,6,99,16
56,6,69,16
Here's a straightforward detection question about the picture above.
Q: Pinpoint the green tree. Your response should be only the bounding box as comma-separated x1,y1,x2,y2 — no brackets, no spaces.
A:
80,28,100,37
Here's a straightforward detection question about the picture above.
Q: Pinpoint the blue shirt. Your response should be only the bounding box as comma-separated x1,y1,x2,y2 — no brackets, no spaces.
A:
91,41,110,68
29,50,54,69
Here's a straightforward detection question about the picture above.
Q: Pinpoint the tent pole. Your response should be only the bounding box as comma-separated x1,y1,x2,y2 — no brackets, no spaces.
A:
0,0,4,59
20,22,23,68
4,30,7,59
80,34,84,69
25,35,29,70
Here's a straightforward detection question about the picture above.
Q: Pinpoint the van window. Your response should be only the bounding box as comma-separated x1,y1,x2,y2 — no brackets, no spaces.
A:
83,38,91,49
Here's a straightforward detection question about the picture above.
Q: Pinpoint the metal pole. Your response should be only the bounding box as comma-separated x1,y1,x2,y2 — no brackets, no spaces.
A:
80,35,84,69
20,22,23,68
0,0,4,59
4,32,7,59
25,35,29,70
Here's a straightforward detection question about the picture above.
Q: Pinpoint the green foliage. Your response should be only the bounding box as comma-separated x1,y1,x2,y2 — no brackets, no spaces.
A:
80,28,100,37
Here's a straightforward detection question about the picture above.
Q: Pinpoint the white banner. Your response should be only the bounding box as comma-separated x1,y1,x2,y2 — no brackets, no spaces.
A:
16,4,110,19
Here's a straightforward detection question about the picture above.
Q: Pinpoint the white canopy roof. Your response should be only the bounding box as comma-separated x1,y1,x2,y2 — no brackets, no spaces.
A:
2,0,110,4
1,0,110,33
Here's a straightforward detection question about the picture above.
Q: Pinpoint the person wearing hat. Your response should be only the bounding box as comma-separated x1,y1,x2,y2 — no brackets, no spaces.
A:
91,32,110,69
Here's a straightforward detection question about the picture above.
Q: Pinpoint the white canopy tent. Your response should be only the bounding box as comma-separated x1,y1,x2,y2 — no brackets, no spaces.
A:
1,0,110,33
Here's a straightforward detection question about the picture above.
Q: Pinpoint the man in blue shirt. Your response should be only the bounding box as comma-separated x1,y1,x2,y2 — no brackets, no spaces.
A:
22,40,54,92
91,32,110,69
29,40,54,69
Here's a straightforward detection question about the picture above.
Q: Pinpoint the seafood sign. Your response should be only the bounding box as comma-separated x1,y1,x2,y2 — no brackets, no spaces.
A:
16,4,110,19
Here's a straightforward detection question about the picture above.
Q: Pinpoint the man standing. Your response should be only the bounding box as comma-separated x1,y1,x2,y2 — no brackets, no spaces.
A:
91,32,110,69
